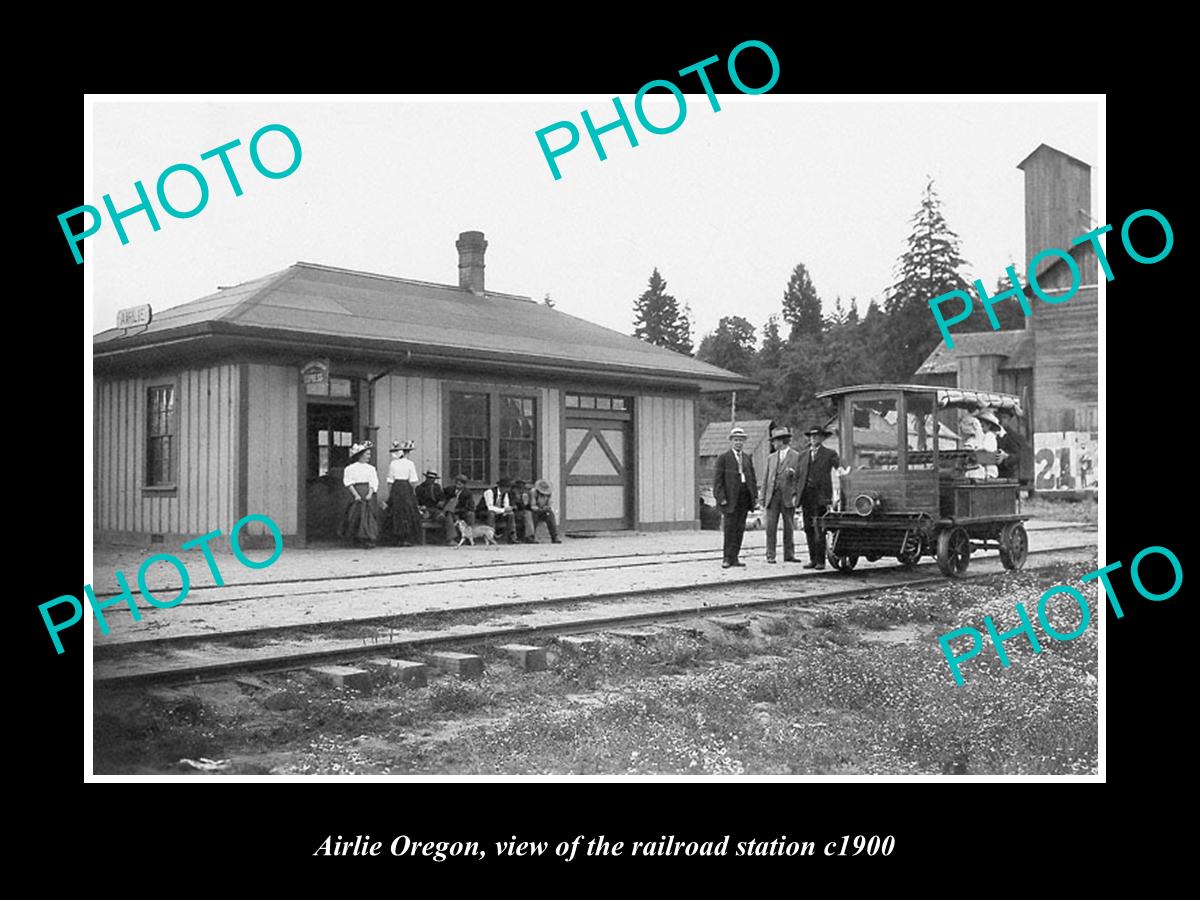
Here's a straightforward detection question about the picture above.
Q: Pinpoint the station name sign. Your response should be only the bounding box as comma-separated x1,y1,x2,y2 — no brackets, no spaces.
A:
116,304,152,330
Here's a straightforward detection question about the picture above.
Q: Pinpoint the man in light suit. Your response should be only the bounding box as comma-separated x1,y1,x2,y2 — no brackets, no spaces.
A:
712,425,758,569
759,426,801,563
796,425,841,569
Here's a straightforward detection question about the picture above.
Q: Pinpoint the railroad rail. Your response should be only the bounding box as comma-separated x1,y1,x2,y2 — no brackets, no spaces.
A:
94,542,1096,688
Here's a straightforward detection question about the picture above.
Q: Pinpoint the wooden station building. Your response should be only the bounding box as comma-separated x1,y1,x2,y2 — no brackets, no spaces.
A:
916,144,1099,494
93,232,754,545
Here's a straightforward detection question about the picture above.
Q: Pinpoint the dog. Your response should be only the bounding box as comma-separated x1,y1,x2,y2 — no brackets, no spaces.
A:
455,520,497,547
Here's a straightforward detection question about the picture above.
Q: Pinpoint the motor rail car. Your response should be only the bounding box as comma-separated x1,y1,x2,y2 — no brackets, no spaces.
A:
815,384,1028,578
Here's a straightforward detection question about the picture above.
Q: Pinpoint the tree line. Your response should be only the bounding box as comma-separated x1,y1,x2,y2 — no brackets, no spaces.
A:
630,180,1027,430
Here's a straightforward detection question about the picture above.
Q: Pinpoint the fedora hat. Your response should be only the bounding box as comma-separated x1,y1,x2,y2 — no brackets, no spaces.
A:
534,478,552,494
770,426,792,440
803,426,830,437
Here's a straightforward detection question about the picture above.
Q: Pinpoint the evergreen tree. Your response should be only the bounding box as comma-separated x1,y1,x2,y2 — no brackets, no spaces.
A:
696,316,757,375
781,262,823,340
958,260,1027,333
884,180,974,379
759,316,785,370
632,268,693,355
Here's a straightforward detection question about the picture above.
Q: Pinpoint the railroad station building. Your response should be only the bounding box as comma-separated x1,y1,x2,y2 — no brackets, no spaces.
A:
915,143,1099,495
93,232,754,545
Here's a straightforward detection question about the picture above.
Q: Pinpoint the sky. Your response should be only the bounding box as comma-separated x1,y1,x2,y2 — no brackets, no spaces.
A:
89,97,1099,345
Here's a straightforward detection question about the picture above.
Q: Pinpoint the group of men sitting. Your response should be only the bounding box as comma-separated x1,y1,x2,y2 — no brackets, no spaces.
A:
414,472,563,546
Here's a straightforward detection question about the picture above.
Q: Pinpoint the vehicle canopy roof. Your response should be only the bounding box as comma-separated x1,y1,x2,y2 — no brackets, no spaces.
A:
815,383,1024,416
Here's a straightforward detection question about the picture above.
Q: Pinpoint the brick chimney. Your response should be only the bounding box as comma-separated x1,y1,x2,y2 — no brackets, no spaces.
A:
456,230,487,295
1016,144,1092,278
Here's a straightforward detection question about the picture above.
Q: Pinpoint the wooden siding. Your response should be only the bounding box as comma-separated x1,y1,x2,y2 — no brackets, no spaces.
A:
636,395,697,527
373,374,444,484
1032,284,1097,433
245,364,299,535
95,364,239,538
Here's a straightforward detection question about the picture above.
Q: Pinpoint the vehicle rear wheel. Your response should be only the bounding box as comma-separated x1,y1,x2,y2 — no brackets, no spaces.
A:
936,527,971,578
999,522,1029,570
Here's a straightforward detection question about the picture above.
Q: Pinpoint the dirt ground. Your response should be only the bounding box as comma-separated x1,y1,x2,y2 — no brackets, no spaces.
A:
93,553,1098,776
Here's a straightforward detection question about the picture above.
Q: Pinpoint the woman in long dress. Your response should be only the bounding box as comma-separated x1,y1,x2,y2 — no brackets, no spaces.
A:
384,439,423,546
339,441,381,548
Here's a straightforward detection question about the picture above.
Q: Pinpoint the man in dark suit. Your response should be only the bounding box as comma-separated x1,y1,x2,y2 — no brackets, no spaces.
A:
795,425,840,569
713,425,758,568
996,409,1024,481
759,426,801,563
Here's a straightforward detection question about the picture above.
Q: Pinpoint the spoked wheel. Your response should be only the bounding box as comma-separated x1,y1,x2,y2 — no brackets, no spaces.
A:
897,533,923,569
936,527,971,578
999,522,1029,570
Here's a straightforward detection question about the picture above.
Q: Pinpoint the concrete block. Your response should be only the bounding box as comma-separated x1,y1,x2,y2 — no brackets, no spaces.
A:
430,651,484,679
558,635,599,651
498,644,548,672
608,628,658,642
311,665,372,691
365,658,428,687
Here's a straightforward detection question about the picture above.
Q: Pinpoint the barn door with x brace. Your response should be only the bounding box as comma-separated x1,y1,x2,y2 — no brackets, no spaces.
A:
562,414,632,531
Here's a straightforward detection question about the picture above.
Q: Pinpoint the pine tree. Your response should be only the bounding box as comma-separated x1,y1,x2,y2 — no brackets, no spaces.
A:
958,261,1027,333
884,180,974,379
633,268,693,355
781,263,823,340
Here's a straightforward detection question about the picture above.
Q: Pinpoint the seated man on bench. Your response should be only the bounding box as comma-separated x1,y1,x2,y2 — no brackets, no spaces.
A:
441,474,477,546
415,470,451,545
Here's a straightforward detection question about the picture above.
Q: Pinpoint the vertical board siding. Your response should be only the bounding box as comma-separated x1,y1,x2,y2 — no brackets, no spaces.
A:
544,388,560,499
635,394,698,527
246,364,299,536
95,364,239,538
373,374,443,484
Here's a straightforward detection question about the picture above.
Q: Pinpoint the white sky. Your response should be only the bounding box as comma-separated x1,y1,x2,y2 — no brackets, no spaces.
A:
90,97,1099,344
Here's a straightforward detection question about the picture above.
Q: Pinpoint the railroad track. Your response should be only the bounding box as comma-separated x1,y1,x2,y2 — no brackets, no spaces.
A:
94,542,1096,688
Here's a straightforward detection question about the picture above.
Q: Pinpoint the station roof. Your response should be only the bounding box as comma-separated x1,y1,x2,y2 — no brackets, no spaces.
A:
94,262,757,392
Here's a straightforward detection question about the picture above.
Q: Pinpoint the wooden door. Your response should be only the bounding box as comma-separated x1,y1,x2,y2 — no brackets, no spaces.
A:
563,416,632,531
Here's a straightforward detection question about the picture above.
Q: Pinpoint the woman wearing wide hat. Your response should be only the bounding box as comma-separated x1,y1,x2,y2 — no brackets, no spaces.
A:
339,440,382,549
383,439,424,546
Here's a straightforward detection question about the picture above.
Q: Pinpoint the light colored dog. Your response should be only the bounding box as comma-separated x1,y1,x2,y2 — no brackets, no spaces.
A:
455,520,497,547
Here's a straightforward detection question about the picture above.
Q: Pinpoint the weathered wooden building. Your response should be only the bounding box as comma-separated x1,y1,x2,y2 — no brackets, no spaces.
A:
915,143,1098,494
93,232,754,545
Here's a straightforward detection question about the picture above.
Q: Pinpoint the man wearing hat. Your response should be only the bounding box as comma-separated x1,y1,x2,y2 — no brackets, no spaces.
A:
712,425,758,568
441,474,478,546
478,476,518,544
759,426,801,563
795,425,840,569
415,470,449,543
530,478,562,543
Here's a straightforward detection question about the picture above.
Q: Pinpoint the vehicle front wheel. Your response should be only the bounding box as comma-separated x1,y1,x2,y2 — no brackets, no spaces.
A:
936,527,971,578
999,522,1029,570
